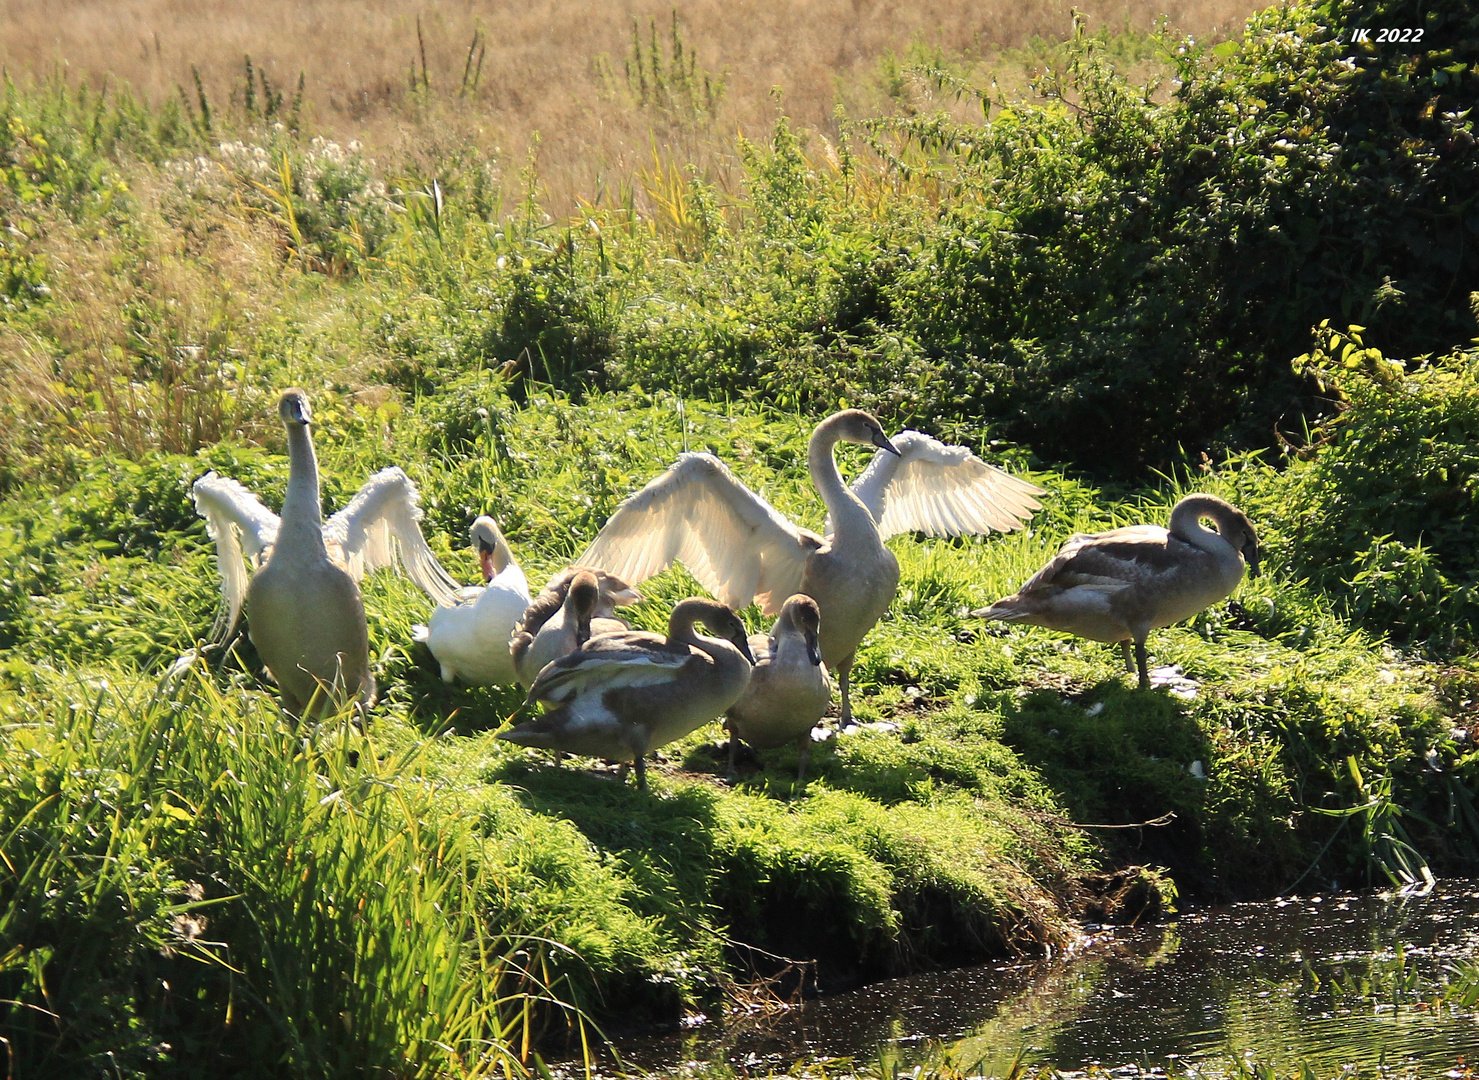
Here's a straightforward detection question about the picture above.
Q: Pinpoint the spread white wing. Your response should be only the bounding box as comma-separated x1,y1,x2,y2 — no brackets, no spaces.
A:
847,431,1045,541
192,472,281,639
322,467,461,608
576,453,818,617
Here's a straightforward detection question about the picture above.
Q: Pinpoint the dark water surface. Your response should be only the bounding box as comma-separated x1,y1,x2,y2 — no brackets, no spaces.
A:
618,880,1479,1076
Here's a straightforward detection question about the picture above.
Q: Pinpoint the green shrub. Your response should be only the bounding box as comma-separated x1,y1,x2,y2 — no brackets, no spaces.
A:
1247,329,1479,653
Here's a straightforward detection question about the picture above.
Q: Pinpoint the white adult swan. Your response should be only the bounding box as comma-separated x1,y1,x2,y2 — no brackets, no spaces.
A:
500,597,754,790
975,494,1261,689
725,594,831,784
411,516,531,686
192,389,459,714
576,409,1044,724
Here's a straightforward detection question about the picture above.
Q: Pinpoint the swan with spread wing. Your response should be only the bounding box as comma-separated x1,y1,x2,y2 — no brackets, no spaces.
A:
192,388,459,715
576,409,1045,724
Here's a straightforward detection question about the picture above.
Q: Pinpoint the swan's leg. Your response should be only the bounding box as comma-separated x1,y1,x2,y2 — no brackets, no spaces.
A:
633,754,648,791
796,732,811,788
278,686,305,719
1134,639,1151,690
1119,640,1135,673
838,654,857,728
726,722,739,778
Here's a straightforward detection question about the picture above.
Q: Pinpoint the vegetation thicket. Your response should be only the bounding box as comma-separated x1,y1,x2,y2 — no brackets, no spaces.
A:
0,0,1477,1075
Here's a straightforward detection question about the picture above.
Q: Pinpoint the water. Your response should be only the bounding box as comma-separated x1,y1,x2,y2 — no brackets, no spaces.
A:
617,880,1479,1076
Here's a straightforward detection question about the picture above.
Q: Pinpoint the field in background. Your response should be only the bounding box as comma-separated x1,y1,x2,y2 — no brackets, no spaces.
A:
1,0,1260,206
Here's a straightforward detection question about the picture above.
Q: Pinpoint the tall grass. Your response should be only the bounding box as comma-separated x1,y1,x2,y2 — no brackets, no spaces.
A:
0,0,1259,210
0,658,585,1077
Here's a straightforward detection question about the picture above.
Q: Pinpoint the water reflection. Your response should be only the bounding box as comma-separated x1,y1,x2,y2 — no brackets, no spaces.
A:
619,880,1479,1076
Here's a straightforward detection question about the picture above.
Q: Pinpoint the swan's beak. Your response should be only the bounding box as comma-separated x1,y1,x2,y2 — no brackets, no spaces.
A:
805,626,822,667
735,629,756,666
1246,550,1261,579
872,430,902,456
476,537,497,583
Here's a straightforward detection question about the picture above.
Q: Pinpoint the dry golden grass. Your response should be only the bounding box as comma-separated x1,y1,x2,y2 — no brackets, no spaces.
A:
0,179,291,483
4,0,1263,206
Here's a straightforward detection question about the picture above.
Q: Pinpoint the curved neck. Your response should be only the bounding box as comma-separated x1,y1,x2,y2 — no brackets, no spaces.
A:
486,521,515,574
666,601,707,645
279,425,327,554
808,419,877,541
1168,496,1236,554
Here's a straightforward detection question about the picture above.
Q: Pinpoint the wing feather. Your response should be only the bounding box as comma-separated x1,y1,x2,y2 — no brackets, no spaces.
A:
577,453,815,615
528,640,691,703
322,467,460,607
191,473,280,639
848,431,1045,541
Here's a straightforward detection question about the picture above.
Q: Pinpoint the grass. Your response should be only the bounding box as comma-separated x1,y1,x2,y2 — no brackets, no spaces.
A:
0,0,1259,210
0,0,1477,1073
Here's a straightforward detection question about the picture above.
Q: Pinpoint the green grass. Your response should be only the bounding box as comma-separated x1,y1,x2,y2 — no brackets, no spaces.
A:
1,0,1477,1072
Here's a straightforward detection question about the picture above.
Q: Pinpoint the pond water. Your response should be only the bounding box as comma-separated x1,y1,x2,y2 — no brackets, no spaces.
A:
617,879,1479,1077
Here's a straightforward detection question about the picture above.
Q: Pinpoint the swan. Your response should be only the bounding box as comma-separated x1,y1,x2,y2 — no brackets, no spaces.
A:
725,594,832,784
576,409,1044,724
499,597,755,790
975,493,1261,689
192,389,459,715
509,566,642,687
411,516,531,686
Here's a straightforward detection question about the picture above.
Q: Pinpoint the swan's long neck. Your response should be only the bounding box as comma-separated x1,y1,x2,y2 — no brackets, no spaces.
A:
808,420,878,545
476,521,515,579
486,523,515,575
279,424,328,557
1168,496,1236,557
666,601,706,647
667,602,732,661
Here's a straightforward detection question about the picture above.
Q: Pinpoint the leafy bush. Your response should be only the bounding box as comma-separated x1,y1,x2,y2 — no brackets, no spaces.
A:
1246,328,1479,653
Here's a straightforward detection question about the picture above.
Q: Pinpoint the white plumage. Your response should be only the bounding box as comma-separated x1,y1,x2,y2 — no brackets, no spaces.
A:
411,516,531,686
847,431,1045,541
579,452,817,615
194,462,459,642
576,409,1044,724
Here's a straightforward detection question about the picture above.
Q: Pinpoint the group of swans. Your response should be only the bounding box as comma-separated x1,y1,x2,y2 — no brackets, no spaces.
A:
193,389,1259,785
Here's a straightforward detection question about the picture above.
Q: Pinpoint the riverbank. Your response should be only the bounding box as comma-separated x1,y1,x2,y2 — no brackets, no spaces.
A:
1,0,1477,1073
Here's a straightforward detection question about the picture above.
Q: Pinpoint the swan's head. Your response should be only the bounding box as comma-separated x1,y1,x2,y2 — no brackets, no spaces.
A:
593,570,642,612
469,516,510,582
566,570,601,631
684,600,754,665
278,388,312,428
828,409,900,456
780,594,823,666
1226,510,1261,579
568,570,600,612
